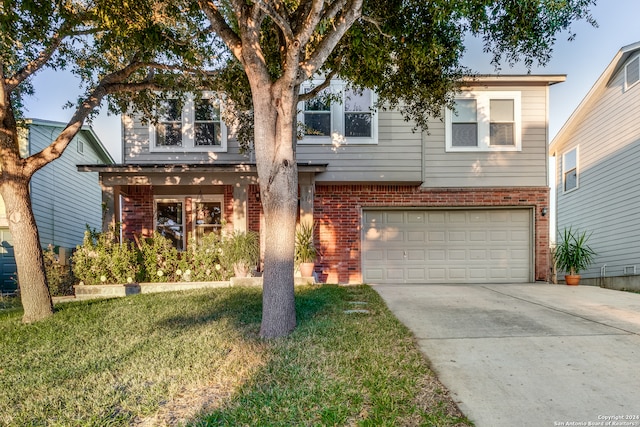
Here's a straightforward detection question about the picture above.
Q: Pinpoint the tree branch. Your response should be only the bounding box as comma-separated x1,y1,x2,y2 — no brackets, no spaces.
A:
298,0,363,82
198,0,243,61
5,23,73,91
360,15,393,38
298,69,338,101
255,0,293,42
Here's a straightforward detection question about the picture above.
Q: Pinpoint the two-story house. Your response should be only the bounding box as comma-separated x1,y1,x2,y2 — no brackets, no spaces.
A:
551,41,640,289
0,119,114,293
85,75,562,284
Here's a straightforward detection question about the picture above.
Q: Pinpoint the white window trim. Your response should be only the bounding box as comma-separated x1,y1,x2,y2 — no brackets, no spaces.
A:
297,80,378,145
149,93,228,153
154,197,186,250
445,91,522,152
562,146,579,193
625,55,640,91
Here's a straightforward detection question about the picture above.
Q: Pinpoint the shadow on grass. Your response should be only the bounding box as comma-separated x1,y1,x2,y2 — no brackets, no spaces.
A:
156,284,342,333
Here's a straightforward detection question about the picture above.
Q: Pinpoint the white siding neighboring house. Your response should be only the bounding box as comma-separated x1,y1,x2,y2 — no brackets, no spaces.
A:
0,119,114,293
550,41,640,289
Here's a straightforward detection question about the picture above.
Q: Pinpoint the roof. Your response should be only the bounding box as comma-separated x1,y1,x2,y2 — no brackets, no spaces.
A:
78,163,328,174
462,74,567,86
550,41,640,154
24,118,115,164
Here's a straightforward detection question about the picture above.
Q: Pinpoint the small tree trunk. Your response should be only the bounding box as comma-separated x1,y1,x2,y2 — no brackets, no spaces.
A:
0,178,53,322
252,81,298,338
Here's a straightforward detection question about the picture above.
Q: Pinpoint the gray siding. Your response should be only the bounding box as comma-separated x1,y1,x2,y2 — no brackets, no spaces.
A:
555,60,640,279
29,125,108,249
424,86,549,187
123,109,423,183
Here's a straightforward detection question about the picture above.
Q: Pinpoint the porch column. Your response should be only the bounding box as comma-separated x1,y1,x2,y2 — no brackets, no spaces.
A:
299,174,314,226
232,185,248,232
100,178,115,232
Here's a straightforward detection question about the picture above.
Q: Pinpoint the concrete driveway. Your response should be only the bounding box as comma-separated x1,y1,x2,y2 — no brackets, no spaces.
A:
374,283,640,427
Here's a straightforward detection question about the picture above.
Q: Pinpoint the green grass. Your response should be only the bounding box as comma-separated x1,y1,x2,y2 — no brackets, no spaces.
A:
0,285,471,426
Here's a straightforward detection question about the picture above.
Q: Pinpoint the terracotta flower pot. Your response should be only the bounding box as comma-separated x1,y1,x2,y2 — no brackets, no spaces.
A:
299,262,315,278
565,274,581,286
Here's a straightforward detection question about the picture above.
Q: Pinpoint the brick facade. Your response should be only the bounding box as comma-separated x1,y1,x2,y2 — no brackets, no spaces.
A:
120,185,154,241
313,185,550,284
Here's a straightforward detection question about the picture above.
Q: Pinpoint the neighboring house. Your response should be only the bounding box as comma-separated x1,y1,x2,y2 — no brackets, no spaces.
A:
0,119,114,293
550,41,640,288
85,75,562,284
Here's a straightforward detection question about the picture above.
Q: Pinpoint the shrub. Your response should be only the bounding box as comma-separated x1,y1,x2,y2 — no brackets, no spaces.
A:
72,230,140,285
138,232,182,282
182,233,228,281
43,245,76,296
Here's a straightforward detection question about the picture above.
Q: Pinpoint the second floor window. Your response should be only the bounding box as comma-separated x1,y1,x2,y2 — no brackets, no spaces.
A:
151,94,227,152
563,147,578,192
446,91,521,152
298,82,377,145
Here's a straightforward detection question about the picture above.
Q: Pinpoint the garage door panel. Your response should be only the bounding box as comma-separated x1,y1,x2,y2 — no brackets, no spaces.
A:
362,209,532,284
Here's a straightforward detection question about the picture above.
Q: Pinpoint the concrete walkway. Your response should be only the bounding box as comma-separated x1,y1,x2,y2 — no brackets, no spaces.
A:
374,283,640,427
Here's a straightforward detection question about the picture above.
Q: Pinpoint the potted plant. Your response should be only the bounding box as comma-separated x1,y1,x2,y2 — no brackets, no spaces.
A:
554,227,596,286
223,230,260,277
295,222,317,278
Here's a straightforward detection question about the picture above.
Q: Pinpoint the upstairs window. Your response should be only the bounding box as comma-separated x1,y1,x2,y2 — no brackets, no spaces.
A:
446,91,521,152
298,82,377,145
625,56,640,90
563,147,579,192
150,94,227,152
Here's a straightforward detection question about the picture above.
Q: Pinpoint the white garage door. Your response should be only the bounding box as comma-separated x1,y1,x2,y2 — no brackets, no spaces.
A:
362,209,532,284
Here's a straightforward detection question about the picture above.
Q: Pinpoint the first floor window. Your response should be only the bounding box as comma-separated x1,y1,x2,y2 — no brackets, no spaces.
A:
155,199,185,250
563,147,578,192
193,198,223,244
446,91,521,152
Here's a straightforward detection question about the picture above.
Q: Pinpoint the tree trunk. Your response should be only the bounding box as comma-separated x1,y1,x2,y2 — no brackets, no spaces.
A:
252,81,298,338
0,178,53,322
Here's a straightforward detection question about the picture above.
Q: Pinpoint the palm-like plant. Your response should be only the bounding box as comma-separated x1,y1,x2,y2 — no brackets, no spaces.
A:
295,222,317,264
554,227,596,276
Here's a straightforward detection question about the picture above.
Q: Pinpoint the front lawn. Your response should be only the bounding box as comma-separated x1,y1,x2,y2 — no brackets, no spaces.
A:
0,285,471,426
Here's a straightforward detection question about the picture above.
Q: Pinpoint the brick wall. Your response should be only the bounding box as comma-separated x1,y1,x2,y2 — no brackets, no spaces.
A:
313,185,550,284
120,185,154,241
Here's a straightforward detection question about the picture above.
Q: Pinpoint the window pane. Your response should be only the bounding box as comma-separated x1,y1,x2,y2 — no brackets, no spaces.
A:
453,99,477,122
195,123,221,146
304,113,331,136
345,113,372,137
490,99,514,121
564,169,577,191
564,148,577,170
156,202,184,250
156,123,182,146
195,99,220,121
452,123,478,146
194,202,222,243
345,89,371,112
305,97,330,112
627,57,639,87
490,123,514,146
159,99,181,121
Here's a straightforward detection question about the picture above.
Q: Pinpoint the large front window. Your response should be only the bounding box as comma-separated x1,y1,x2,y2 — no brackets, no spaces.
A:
446,91,521,152
151,94,226,152
298,82,377,145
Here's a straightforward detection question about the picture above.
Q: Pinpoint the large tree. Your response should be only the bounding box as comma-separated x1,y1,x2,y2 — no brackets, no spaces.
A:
198,0,596,338
0,0,209,322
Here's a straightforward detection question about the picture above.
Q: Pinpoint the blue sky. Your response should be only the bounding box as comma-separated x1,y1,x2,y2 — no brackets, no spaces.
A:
23,1,640,162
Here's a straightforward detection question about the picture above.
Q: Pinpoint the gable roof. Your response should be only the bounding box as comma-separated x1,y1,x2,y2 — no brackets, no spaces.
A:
550,41,640,154
24,118,114,164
